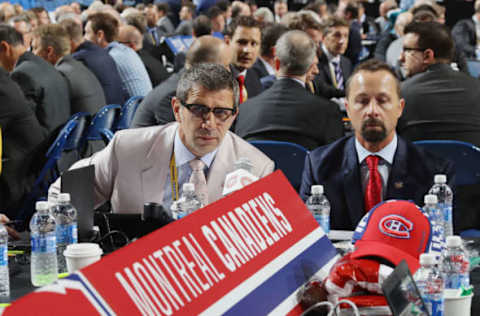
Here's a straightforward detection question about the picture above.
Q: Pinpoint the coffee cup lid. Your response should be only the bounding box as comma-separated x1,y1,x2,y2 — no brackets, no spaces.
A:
64,243,103,258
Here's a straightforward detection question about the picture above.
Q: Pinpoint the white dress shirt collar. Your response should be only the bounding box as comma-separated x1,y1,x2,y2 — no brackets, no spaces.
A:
355,133,397,165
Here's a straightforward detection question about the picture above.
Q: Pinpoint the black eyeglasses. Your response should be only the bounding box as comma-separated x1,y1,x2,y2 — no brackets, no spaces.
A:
402,46,426,53
181,102,237,122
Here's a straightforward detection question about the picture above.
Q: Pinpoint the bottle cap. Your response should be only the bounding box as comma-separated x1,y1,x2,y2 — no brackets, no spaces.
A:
311,185,324,195
446,235,462,247
434,174,447,184
183,183,194,192
35,201,50,211
419,253,435,265
58,193,71,203
424,194,437,204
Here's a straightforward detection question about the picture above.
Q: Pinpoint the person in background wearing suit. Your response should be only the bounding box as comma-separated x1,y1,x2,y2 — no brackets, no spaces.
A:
300,59,454,231
452,0,480,60
132,35,233,128
144,2,175,42
316,17,352,100
225,15,263,103
0,25,70,134
235,30,343,150
31,24,106,115
175,2,195,36
50,64,274,213
60,18,126,105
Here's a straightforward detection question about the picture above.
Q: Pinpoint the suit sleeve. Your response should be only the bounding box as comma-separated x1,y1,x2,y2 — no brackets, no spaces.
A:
10,71,41,113
299,153,315,201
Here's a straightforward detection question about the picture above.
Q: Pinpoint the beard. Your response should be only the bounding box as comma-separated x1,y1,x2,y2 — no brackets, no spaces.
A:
361,118,387,143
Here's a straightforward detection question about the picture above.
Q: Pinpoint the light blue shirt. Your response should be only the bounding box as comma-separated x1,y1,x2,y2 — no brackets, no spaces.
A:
355,134,398,198
106,41,152,98
162,130,217,211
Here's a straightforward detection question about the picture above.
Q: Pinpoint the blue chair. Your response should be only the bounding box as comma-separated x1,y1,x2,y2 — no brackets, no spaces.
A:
413,140,480,187
413,140,480,238
467,60,480,78
249,140,309,191
82,104,121,157
114,96,144,131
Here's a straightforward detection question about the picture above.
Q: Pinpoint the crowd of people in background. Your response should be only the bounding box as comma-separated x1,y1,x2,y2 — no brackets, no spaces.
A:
1,0,480,232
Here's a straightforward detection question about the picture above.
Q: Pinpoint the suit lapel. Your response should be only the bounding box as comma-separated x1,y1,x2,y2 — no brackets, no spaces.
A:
386,137,410,199
141,124,177,204
342,137,365,225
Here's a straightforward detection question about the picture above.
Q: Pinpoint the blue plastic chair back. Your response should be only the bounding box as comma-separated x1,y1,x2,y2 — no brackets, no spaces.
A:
85,104,121,141
115,96,144,131
64,112,90,151
467,60,480,78
249,140,309,190
414,140,480,186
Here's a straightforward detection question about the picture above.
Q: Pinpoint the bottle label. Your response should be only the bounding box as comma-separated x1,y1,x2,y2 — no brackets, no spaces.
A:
56,224,69,244
423,295,444,316
0,246,7,267
69,224,78,244
314,214,330,234
31,234,56,253
445,273,470,289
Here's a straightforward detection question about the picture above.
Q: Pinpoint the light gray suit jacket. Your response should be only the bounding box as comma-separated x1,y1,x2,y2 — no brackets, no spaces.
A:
50,122,274,213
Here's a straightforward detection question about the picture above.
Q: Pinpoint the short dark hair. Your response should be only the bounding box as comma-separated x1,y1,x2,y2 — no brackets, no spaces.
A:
59,18,83,42
155,3,169,14
225,15,261,38
216,0,230,13
31,7,47,15
411,4,438,18
344,2,359,19
404,21,453,61
124,13,147,34
182,2,196,17
87,12,119,43
207,6,222,19
193,15,212,37
261,23,289,57
345,59,400,97
287,12,324,32
323,16,349,35
0,25,24,46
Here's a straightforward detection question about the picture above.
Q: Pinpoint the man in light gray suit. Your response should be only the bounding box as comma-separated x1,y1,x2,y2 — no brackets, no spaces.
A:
31,24,106,115
50,64,274,213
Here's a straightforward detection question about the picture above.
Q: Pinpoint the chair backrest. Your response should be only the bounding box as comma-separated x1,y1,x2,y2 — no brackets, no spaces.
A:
64,112,90,151
85,104,121,141
115,96,144,131
414,140,480,186
249,140,309,190
467,60,480,78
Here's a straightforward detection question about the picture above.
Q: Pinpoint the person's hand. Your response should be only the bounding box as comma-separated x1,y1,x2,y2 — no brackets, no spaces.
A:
0,214,20,240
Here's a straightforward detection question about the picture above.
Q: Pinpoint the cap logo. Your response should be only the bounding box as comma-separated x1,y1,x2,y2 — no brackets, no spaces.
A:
378,215,413,239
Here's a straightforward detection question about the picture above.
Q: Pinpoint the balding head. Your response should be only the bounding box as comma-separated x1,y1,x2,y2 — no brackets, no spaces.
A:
186,36,232,70
118,24,143,51
275,30,316,77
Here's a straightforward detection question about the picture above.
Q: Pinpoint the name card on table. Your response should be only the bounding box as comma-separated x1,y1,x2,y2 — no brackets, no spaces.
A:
3,171,338,316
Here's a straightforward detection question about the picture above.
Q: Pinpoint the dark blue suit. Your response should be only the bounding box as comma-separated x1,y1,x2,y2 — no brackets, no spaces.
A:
300,136,455,230
72,41,126,105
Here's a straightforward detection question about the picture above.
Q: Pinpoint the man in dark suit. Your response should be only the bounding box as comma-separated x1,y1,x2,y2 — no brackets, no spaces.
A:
0,67,47,217
225,16,263,102
300,59,454,231
132,36,233,128
451,0,479,60
235,30,344,150
316,17,353,99
0,25,70,133
60,18,126,105
397,22,480,147
32,24,106,115
118,25,169,88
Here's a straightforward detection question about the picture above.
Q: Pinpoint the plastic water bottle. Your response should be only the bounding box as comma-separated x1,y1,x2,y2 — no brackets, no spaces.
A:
428,175,453,237
423,194,444,257
0,222,9,296
442,236,470,290
51,193,78,274
414,253,444,316
306,185,331,234
171,183,203,220
30,201,58,287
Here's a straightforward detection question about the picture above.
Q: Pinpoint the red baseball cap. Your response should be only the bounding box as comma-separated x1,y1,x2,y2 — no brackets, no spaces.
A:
350,200,432,273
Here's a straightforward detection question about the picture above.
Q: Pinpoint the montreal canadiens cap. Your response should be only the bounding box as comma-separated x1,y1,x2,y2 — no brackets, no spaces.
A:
350,200,432,273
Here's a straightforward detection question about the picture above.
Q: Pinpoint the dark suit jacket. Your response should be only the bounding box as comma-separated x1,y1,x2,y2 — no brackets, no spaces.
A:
72,40,126,105
345,21,363,66
250,58,270,80
137,49,170,87
452,18,476,59
235,78,344,150
315,51,352,96
398,63,480,147
0,68,47,215
131,70,182,128
231,65,263,100
56,55,106,115
11,51,70,133
300,136,455,230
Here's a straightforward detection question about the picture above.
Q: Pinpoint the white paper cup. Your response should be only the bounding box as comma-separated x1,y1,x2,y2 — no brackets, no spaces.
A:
63,243,103,273
444,289,473,316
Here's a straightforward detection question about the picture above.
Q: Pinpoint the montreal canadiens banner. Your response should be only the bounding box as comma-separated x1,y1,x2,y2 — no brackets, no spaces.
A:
2,171,339,315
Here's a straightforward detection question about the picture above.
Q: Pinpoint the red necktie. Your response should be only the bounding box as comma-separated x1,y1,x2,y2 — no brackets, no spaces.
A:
237,75,245,104
364,155,382,212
